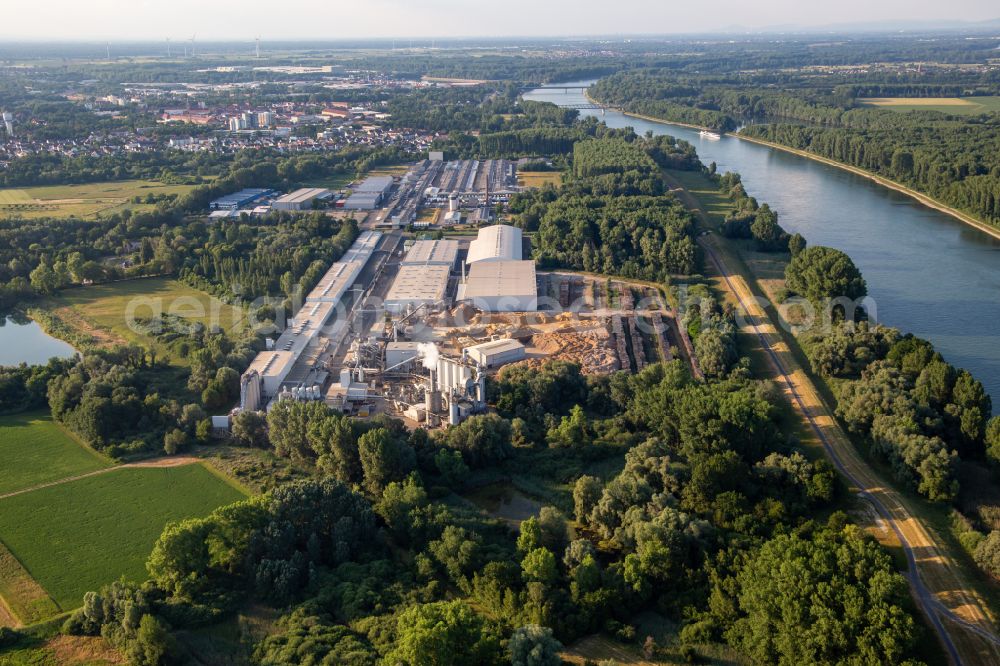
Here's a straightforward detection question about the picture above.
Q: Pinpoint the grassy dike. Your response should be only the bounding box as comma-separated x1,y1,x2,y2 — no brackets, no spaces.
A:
664,167,1000,665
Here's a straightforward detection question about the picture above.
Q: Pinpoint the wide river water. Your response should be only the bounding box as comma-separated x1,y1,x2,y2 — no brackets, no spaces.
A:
525,82,1000,400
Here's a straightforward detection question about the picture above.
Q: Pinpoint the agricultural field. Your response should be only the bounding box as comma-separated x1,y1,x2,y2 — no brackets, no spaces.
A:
0,463,245,613
859,96,1000,114
517,171,563,188
47,277,246,362
0,179,197,220
0,412,109,497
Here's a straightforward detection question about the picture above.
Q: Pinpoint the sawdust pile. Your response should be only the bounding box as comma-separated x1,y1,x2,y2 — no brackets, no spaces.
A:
524,324,619,375
435,308,619,374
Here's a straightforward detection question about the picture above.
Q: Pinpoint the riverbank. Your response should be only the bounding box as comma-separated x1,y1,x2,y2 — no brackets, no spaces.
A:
585,89,720,134
583,88,1000,242
734,133,1000,243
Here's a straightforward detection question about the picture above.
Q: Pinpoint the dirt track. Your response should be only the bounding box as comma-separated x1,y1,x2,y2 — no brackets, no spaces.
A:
699,235,1000,665
657,166,1000,664
0,456,201,501
0,596,18,628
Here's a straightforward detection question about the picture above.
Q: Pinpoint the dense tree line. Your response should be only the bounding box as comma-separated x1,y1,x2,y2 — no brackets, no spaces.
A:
54,351,929,665
680,283,740,378
715,172,794,252
801,322,992,502
743,120,1000,226
784,245,868,307
572,138,658,178
510,134,701,281
589,69,1000,227
45,346,222,457
0,355,77,414
477,127,585,158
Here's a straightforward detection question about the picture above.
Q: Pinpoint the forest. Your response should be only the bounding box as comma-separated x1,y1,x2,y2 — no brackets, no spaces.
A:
510,132,702,281
49,356,927,666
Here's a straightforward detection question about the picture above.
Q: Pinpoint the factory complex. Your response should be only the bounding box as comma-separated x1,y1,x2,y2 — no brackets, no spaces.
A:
224,158,685,435
232,219,549,429
239,230,384,412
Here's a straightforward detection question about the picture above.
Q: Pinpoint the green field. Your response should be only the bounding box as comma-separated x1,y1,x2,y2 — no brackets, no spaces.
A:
301,173,354,190
0,179,197,220
0,412,109,496
47,278,246,363
859,96,1000,115
0,464,245,611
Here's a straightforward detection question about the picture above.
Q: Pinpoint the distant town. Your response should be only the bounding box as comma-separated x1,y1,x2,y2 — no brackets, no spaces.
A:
0,72,474,166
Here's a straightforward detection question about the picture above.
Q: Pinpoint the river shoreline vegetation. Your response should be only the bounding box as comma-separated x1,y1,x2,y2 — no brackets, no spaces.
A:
674,162,1000,612
589,67,1000,229
1,34,999,665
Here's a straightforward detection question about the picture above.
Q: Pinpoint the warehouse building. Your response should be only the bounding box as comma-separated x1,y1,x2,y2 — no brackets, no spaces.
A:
466,224,523,263
384,264,451,314
343,192,382,210
272,187,332,211
401,239,459,269
344,175,395,210
457,259,537,312
464,339,526,369
209,188,275,210
240,231,382,411
241,299,336,409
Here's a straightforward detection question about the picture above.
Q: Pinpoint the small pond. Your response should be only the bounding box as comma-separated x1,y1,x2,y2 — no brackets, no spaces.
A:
465,483,544,524
0,316,77,366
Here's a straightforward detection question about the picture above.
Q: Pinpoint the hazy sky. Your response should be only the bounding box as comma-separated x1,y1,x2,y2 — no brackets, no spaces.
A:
3,0,998,41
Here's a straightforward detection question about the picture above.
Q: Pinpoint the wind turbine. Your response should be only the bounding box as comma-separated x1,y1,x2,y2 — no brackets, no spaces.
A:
189,34,196,58
166,38,171,58
255,36,261,59
106,42,111,60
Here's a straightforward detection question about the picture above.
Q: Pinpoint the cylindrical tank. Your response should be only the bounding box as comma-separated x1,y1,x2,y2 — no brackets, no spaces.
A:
425,389,441,415
449,401,460,426
449,194,458,212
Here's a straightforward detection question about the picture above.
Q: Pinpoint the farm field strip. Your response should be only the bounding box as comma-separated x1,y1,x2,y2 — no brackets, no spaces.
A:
0,412,110,496
517,171,563,188
0,540,59,626
0,463,245,613
859,96,1000,114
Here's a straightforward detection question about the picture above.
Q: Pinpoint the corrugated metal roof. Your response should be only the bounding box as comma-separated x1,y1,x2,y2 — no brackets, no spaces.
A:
354,175,394,194
460,260,536,299
465,339,524,354
466,224,522,264
385,264,451,304
402,239,459,266
274,187,331,205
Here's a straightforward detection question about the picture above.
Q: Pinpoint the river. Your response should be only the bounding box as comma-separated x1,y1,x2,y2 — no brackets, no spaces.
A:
0,316,77,366
524,82,1000,400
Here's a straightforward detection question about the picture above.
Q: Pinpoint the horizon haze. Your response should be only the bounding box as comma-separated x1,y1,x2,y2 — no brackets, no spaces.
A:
1,0,999,41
